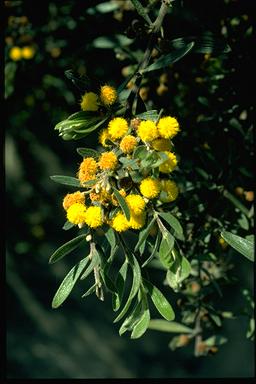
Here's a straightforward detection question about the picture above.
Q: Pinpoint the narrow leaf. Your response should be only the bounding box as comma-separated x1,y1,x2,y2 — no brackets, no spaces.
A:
131,0,152,25
131,308,151,339
49,234,86,264
134,216,156,252
112,261,128,311
143,279,175,321
81,283,97,298
158,212,184,240
62,221,75,231
112,187,131,220
148,319,193,333
221,231,254,262
76,148,99,158
158,234,175,268
136,110,158,122
50,175,81,187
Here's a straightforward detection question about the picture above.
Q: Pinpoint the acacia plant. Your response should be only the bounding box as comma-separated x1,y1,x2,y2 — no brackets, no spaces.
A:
49,0,254,355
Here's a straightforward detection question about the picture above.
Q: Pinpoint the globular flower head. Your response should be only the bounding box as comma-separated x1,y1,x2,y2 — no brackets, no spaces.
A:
157,116,180,139
125,194,146,216
77,157,98,184
100,85,117,106
151,138,172,151
99,129,111,147
84,206,103,228
9,46,22,61
140,177,160,199
98,151,118,170
120,135,137,154
80,92,99,111
137,120,158,142
128,212,146,230
67,203,87,225
108,117,129,140
159,180,179,203
63,191,85,211
159,151,177,173
111,212,129,232
21,46,35,60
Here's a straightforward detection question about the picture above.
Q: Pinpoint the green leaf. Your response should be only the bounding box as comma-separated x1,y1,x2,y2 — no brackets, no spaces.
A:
142,231,161,268
112,261,128,311
168,34,231,54
142,43,195,73
49,234,86,264
131,308,151,339
87,2,119,14
114,255,141,322
158,212,184,240
50,175,81,187
134,216,156,252
158,233,175,268
143,279,175,321
112,187,131,220
52,256,90,308
91,34,133,49
166,254,191,291
136,110,159,122
204,335,228,347
151,152,169,168
119,300,142,336
130,0,152,25
81,283,96,298
62,221,75,231
100,269,117,293
221,231,254,262
76,148,99,158
80,246,101,280
148,319,193,333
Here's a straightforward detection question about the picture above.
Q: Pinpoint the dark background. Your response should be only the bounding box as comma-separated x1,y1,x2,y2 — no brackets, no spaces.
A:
5,0,254,378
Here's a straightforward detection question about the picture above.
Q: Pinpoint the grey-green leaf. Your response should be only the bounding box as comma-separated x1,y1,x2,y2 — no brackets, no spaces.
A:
134,216,156,252
131,308,151,339
221,231,254,262
112,187,131,220
143,279,175,321
62,221,75,231
158,233,175,268
52,256,90,308
158,212,184,240
49,234,86,264
130,0,152,25
50,175,81,187
148,319,193,333
76,148,99,158
136,110,159,122
112,261,129,312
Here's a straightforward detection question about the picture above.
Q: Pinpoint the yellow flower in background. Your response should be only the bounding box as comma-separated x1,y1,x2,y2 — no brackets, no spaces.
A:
98,151,118,170
9,46,22,61
100,85,117,106
111,212,129,232
108,117,129,140
151,138,172,151
137,120,158,142
84,206,103,228
125,194,146,215
99,129,111,147
67,203,87,225
120,135,137,153
128,212,146,230
21,46,35,59
159,180,179,203
80,92,99,111
63,191,85,211
159,151,177,173
219,237,228,250
140,177,160,199
77,157,97,184
157,116,180,139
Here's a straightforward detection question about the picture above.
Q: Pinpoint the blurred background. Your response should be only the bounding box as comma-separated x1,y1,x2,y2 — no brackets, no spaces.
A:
5,0,254,379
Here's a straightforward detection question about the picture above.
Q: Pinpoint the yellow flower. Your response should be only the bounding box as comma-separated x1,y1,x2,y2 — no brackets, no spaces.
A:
99,129,111,147
90,188,111,204
21,46,35,59
159,151,177,173
157,116,180,139
219,237,228,250
67,203,87,225
151,138,171,151
85,206,103,228
125,194,146,215
77,157,97,184
128,212,146,230
100,85,117,106
140,177,160,199
108,117,129,140
9,46,22,61
159,180,179,203
111,212,129,232
63,191,85,211
80,92,99,111
98,151,118,170
137,120,158,142
120,135,137,153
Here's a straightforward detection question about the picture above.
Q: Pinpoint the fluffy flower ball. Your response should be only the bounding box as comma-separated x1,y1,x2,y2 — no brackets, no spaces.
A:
159,151,177,173
85,206,103,228
157,116,180,139
120,135,137,153
99,129,110,147
9,46,22,61
80,92,99,111
125,194,146,215
100,85,117,106
67,203,87,225
98,151,118,170
63,191,85,211
108,117,129,140
111,212,129,232
78,157,97,184
140,177,160,199
137,120,158,142
159,180,179,203
128,212,146,230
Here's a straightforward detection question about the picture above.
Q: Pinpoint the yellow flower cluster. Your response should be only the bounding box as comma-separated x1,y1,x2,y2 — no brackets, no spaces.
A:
79,84,117,112
9,46,36,61
77,157,98,184
80,92,99,112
